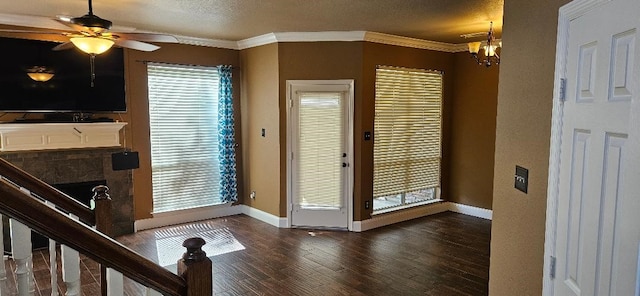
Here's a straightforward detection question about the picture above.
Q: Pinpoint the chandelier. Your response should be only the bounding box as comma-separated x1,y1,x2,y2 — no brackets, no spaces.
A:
465,22,501,67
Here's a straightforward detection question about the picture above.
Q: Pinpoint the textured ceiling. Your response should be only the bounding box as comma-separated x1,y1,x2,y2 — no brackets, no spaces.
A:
0,0,503,44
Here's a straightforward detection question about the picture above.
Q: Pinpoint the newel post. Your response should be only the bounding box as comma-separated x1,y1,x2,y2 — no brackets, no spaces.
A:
92,185,112,236
178,237,212,296
92,185,112,296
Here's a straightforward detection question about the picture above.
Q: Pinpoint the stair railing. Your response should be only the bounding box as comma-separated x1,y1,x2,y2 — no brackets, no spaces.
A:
0,158,212,295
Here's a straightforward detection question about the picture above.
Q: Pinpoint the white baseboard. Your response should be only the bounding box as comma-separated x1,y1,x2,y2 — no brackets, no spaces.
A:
352,201,492,232
134,202,491,232
353,201,450,232
447,202,492,220
240,205,289,228
134,203,243,231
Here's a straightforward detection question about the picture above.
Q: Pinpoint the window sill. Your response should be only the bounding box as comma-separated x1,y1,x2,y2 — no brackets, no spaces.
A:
372,198,444,216
135,202,238,231
151,202,229,216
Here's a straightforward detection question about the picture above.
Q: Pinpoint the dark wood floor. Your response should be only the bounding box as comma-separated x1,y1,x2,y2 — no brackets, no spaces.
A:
7,211,491,295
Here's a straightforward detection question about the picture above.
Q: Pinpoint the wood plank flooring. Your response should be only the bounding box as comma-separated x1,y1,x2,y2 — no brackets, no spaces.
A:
6,211,491,295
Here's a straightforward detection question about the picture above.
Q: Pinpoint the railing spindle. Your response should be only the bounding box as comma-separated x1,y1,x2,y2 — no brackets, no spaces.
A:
61,214,81,296
0,214,7,295
106,268,123,296
49,238,59,296
9,219,34,296
45,201,59,296
61,245,80,296
146,288,163,296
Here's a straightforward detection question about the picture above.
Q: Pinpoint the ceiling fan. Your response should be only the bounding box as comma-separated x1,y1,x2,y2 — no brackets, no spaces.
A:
0,0,178,55
0,0,178,86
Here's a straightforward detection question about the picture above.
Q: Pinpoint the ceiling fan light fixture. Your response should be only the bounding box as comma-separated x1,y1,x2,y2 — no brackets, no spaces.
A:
70,37,114,55
27,72,55,82
26,66,55,82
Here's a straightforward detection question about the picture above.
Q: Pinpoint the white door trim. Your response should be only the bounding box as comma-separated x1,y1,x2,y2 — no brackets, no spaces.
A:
285,79,355,231
543,0,611,295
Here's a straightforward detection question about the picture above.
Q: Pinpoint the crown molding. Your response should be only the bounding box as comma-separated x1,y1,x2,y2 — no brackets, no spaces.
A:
236,33,278,50
274,31,367,42
363,31,462,53
236,30,470,53
175,35,239,50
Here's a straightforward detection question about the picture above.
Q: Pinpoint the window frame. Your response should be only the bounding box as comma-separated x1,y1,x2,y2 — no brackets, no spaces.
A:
372,66,443,213
146,62,223,214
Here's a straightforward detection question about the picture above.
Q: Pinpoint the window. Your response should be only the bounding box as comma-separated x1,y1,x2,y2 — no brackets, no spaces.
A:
373,66,442,212
147,63,222,213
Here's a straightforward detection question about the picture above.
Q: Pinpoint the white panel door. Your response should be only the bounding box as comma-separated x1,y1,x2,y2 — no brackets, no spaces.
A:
288,81,353,229
554,0,640,295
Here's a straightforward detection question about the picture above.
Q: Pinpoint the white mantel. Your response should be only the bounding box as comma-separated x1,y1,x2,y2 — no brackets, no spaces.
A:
0,122,127,152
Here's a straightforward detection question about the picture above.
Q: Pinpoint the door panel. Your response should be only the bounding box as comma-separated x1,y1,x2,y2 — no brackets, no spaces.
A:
288,81,352,229
554,0,640,295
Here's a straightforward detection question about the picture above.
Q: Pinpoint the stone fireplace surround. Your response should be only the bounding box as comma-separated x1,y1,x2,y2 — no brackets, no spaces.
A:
1,148,134,236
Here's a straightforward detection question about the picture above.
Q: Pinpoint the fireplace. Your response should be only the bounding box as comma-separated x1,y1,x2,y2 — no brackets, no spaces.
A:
0,148,134,236
54,180,108,207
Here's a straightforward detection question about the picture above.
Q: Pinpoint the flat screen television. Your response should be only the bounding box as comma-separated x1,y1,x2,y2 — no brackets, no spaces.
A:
0,37,126,113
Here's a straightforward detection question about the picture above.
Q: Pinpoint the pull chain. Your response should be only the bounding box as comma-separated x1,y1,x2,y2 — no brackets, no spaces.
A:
90,54,96,87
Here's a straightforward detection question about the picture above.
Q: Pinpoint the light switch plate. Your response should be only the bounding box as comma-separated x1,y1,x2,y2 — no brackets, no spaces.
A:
515,165,528,193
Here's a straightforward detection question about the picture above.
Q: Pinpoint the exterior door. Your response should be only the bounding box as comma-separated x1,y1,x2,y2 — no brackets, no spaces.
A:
553,0,640,295
287,80,353,229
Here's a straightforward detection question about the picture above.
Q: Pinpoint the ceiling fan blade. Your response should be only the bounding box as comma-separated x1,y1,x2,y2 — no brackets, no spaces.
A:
52,41,75,51
0,13,69,31
113,32,178,43
115,39,160,52
0,29,70,43
0,29,55,34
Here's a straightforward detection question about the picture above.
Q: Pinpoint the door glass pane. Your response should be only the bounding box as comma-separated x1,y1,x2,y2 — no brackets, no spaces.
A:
296,92,344,208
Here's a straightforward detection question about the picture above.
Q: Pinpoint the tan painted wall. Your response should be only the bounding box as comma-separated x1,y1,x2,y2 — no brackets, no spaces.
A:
239,43,281,216
448,52,499,210
277,42,365,218
489,0,570,294
125,43,241,219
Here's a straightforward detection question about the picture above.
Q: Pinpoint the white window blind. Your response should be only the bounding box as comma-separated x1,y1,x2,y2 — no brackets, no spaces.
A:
296,92,344,208
147,63,221,213
373,66,442,198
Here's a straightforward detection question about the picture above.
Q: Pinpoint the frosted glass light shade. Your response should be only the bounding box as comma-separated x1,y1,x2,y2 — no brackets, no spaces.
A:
70,37,114,55
484,44,498,57
468,42,481,54
27,72,54,82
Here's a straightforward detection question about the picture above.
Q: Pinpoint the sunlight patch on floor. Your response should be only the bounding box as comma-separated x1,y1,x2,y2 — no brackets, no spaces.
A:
154,224,245,267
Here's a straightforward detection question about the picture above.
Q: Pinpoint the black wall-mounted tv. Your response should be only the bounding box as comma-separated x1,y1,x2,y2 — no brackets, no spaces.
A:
0,37,126,113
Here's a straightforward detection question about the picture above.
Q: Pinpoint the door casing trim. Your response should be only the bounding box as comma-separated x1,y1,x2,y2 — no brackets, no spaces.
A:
285,79,355,231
